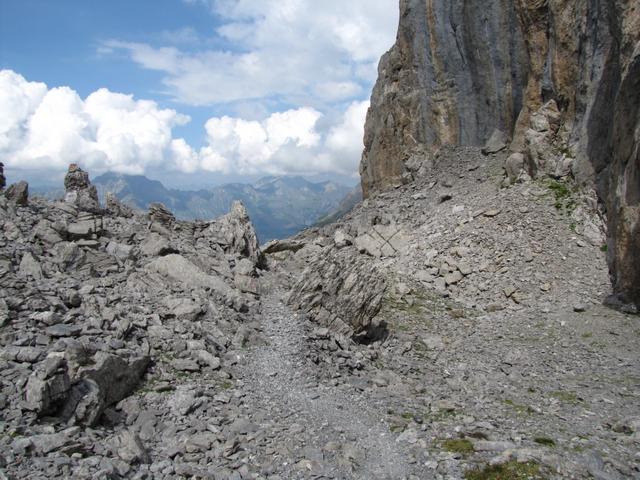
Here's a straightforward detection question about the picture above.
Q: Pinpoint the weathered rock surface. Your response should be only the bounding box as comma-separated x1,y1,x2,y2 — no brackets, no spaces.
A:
64,164,100,212
360,0,640,308
276,146,639,479
5,180,29,205
0,164,265,478
287,246,387,341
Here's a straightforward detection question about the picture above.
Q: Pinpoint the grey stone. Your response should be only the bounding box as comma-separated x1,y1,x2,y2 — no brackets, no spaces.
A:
482,129,508,155
115,430,150,464
287,246,387,340
67,215,104,239
18,252,43,280
444,271,463,286
64,164,100,211
172,359,200,372
354,224,410,258
106,241,134,261
66,352,150,426
262,239,306,254
148,202,175,226
45,324,82,337
24,356,70,415
141,233,174,257
5,181,29,205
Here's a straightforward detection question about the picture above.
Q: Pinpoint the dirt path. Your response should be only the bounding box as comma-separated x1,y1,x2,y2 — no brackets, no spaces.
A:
238,284,416,479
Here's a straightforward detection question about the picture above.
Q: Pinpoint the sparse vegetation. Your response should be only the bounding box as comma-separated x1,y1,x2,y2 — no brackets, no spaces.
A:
442,438,475,455
545,179,577,212
550,390,580,405
464,460,547,480
534,437,556,447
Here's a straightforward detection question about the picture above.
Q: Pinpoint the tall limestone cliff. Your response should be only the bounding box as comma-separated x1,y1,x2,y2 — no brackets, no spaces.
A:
360,0,639,309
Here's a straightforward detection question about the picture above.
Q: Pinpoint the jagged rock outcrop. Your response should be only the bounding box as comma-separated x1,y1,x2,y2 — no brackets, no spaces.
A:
0,162,5,190
64,164,100,212
209,201,263,267
5,180,29,205
360,0,640,309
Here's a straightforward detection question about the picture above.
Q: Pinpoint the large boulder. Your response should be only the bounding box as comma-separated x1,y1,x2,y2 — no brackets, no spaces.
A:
24,351,149,426
64,352,150,426
5,181,28,205
287,246,387,342
24,355,70,416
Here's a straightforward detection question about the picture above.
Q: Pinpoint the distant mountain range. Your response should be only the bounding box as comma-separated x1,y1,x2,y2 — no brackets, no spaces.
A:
83,173,356,242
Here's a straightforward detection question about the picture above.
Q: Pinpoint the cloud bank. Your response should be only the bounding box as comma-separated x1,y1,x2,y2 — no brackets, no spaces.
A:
0,70,368,176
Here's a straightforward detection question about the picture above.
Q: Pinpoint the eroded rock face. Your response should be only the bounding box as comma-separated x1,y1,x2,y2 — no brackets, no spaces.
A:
361,0,640,308
360,0,529,195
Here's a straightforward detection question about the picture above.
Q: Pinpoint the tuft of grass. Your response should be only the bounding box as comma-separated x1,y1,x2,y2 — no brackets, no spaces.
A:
504,399,536,415
442,438,474,455
390,424,406,433
546,179,577,212
600,244,608,252
550,390,580,405
464,460,547,480
534,437,556,447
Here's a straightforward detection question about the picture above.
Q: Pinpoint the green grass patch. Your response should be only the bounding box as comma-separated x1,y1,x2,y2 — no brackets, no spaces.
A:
534,437,556,447
550,390,580,405
504,399,536,415
390,424,407,433
545,179,577,212
464,460,547,480
442,438,474,455
600,244,608,252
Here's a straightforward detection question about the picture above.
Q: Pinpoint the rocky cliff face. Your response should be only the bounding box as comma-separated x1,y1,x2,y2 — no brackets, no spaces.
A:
360,0,639,309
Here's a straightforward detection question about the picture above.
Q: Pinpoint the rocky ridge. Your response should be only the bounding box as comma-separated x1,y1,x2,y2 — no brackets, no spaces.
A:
0,165,269,478
276,146,640,479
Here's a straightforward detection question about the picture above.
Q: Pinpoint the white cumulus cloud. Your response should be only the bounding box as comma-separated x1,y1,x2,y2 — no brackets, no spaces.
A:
1,70,369,178
0,70,193,175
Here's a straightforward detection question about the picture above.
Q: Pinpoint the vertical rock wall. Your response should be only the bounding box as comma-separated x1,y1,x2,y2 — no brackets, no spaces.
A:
360,0,639,308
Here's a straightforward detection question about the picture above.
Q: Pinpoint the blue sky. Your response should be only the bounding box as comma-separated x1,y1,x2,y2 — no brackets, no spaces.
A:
0,0,398,188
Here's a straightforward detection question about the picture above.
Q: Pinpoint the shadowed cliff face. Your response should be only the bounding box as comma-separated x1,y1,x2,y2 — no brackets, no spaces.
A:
360,0,639,309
